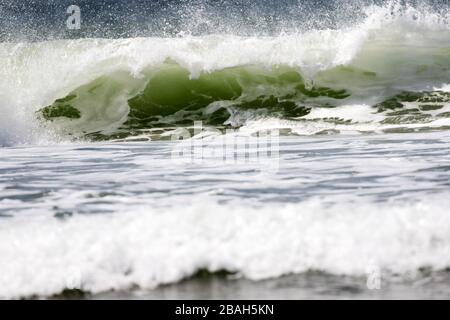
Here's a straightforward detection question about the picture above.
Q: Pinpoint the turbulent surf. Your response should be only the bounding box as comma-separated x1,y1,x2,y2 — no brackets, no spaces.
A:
1,0,450,300
0,1,448,144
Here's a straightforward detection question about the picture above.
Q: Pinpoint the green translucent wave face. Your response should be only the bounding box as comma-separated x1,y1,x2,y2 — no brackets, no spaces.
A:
125,64,352,125
41,95,80,119
37,62,450,140
128,66,242,117
375,91,450,125
38,63,354,139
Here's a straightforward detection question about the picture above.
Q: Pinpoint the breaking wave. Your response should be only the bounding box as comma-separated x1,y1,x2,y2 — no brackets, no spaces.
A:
0,1,449,144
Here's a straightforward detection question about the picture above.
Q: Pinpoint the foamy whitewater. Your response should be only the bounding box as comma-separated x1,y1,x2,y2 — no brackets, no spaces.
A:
0,0,450,299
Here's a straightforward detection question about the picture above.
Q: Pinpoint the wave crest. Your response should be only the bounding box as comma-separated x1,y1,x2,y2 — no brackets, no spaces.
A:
0,2,449,144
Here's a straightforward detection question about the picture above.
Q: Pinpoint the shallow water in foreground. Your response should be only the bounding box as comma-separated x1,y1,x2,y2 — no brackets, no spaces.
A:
91,272,450,300
1,131,450,299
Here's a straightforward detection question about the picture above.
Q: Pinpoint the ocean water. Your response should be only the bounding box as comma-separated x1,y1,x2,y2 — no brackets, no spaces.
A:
0,0,450,299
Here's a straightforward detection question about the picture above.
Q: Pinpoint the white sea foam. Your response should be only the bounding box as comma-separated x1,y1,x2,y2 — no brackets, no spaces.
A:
1,196,450,298
1,129,450,298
